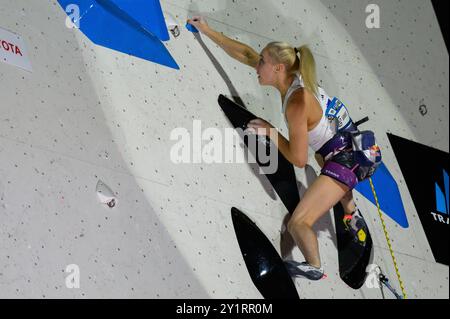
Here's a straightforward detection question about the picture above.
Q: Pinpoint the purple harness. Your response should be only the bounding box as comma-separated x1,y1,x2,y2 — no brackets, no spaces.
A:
316,132,359,190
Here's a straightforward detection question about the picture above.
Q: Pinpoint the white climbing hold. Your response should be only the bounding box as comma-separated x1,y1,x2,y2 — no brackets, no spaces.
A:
96,180,116,208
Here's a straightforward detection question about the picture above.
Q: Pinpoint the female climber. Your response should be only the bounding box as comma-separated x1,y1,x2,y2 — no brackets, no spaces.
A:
187,16,381,281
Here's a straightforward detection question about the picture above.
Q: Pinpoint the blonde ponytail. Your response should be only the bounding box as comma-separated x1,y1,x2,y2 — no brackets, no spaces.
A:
297,45,318,97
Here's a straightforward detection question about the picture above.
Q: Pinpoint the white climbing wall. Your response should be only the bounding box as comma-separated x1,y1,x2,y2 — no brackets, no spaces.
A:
0,0,448,299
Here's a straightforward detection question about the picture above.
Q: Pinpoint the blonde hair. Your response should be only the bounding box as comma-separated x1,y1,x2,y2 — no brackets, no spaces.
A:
264,42,318,97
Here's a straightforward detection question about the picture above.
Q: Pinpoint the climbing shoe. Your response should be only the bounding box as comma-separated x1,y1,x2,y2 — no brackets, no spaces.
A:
284,260,326,281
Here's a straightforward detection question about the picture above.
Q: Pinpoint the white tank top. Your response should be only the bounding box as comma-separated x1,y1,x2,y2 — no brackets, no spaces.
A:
281,74,336,152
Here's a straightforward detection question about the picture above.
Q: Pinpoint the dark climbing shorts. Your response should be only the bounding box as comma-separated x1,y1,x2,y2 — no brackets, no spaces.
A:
316,131,378,190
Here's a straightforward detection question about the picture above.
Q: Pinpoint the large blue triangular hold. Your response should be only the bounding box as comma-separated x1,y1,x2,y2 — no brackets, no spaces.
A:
105,0,170,41
57,0,179,70
355,162,409,228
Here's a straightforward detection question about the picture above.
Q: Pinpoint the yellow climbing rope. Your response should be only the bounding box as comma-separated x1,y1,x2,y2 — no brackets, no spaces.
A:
369,177,407,299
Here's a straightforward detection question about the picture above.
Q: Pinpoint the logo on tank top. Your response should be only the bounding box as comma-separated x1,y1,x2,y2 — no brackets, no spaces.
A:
325,97,353,132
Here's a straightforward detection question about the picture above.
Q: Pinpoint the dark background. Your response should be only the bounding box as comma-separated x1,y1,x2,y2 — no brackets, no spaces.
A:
431,0,449,51
388,133,449,266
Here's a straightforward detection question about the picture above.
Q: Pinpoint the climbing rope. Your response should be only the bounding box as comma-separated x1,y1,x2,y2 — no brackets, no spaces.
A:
369,177,407,299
